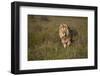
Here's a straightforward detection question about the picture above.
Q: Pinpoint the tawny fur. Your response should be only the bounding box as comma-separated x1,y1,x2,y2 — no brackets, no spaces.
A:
59,24,71,48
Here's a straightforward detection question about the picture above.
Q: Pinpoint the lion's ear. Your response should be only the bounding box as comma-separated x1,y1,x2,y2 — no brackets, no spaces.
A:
64,24,69,28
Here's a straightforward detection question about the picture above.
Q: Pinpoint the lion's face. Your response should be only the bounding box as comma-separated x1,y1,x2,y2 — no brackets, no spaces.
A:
59,24,68,32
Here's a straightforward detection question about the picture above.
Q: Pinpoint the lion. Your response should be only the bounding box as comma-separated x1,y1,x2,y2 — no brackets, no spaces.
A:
59,24,71,48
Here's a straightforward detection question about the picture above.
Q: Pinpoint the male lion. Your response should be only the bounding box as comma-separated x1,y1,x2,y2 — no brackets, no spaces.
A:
59,24,71,48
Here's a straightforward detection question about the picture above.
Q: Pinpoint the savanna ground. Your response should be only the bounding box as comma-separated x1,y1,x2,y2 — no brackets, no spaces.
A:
28,15,88,61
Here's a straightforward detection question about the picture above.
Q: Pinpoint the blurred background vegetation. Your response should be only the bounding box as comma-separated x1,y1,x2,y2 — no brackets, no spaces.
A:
28,15,88,61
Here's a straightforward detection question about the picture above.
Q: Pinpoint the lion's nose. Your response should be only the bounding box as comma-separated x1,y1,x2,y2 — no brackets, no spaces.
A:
64,33,67,36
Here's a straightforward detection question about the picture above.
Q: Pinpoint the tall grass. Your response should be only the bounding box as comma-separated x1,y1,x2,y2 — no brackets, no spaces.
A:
28,15,88,61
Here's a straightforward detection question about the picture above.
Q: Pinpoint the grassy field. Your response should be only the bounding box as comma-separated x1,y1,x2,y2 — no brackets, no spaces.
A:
28,15,88,61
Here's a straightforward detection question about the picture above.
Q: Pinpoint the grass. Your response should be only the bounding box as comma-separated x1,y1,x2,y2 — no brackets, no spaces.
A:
28,15,88,61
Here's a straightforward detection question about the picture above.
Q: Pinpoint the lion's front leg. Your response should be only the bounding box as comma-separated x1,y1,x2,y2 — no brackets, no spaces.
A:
67,40,71,46
63,43,67,48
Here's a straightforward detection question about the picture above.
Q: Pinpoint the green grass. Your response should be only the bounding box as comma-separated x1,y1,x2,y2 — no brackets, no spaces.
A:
28,15,88,61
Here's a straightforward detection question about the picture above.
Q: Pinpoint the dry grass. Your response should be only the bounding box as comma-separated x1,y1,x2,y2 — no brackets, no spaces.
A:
28,15,88,61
